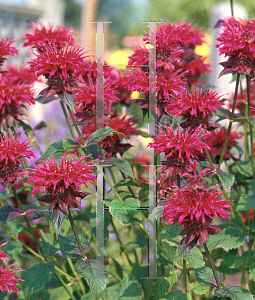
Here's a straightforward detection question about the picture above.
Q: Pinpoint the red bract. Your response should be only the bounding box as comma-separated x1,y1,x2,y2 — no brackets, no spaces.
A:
0,133,35,190
216,17,255,76
0,74,35,129
23,22,76,48
0,38,19,73
27,43,89,103
161,184,231,245
27,153,96,214
82,115,138,158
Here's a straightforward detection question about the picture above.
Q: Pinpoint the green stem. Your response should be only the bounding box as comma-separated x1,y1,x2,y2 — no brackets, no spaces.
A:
182,260,189,293
54,271,77,300
240,239,253,286
68,207,86,259
95,123,104,160
61,101,76,139
217,73,240,169
67,258,86,295
12,186,47,261
110,217,134,267
246,75,255,179
67,106,86,146
139,223,182,269
230,0,234,16
203,243,221,288
128,226,139,265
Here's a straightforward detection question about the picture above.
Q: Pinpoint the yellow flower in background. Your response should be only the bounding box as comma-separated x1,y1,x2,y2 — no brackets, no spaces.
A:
105,49,131,69
195,33,212,58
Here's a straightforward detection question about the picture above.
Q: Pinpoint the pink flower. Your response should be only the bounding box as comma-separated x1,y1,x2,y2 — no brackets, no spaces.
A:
0,133,35,190
23,22,76,48
0,38,19,73
27,153,96,214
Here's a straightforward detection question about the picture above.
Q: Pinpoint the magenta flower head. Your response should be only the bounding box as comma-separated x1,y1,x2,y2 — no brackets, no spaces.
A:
27,43,90,110
0,74,35,130
0,241,23,295
27,153,96,215
0,132,35,191
216,17,255,77
23,22,76,49
148,125,210,178
161,176,231,249
0,38,19,73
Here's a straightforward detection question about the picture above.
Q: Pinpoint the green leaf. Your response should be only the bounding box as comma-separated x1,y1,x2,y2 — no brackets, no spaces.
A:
87,126,127,144
215,107,232,119
109,197,140,225
160,223,182,241
223,251,245,269
123,235,147,248
107,258,123,281
214,286,254,300
136,129,153,138
236,195,255,211
59,234,90,258
58,91,74,111
40,231,60,257
4,240,23,261
6,222,23,237
39,139,80,160
51,208,67,238
19,120,34,139
250,262,255,281
194,267,223,287
151,273,177,300
21,262,55,300
189,282,210,295
185,248,205,269
206,227,245,250
233,116,255,127
0,205,21,222
232,160,253,177
104,274,142,300
24,208,52,220
212,171,234,197
160,290,189,300
74,259,108,300
114,178,149,189
105,158,134,179
43,286,73,300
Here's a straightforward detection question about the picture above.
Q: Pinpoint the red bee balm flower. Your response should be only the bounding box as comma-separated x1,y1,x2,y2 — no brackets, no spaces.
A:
148,125,209,178
23,22,76,49
27,153,96,214
0,133,35,190
162,184,231,246
0,38,19,73
0,241,23,295
28,43,89,109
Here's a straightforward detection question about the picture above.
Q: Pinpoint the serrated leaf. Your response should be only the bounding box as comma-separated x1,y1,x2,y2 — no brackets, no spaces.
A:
160,290,189,300
24,208,52,220
109,197,140,225
21,262,55,300
123,235,147,248
214,286,254,300
194,267,223,287
236,194,255,211
39,139,79,160
185,248,205,269
149,206,164,220
51,208,67,238
40,231,60,257
107,258,123,281
105,158,134,179
223,251,244,269
232,160,253,177
151,273,177,300
74,259,108,300
4,240,23,261
189,282,210,295
206,227,245,250
104,274,142,300
160,224,182,240
0,205,21,222
233,116,255,127
212,171,234,197
58,91,74,111
43,286,73,300
59,234,90,258
7,222,23,237
87,126,127,144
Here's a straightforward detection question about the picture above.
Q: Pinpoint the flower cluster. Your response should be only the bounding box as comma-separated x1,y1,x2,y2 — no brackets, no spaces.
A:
27,153,96,214
161,163,232,247
0,38,19,73
0,241,23,295
0,133,35,190
216,17,255,76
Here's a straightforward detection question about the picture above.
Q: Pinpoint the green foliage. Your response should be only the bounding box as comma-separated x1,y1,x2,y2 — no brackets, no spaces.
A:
214,286,254,299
